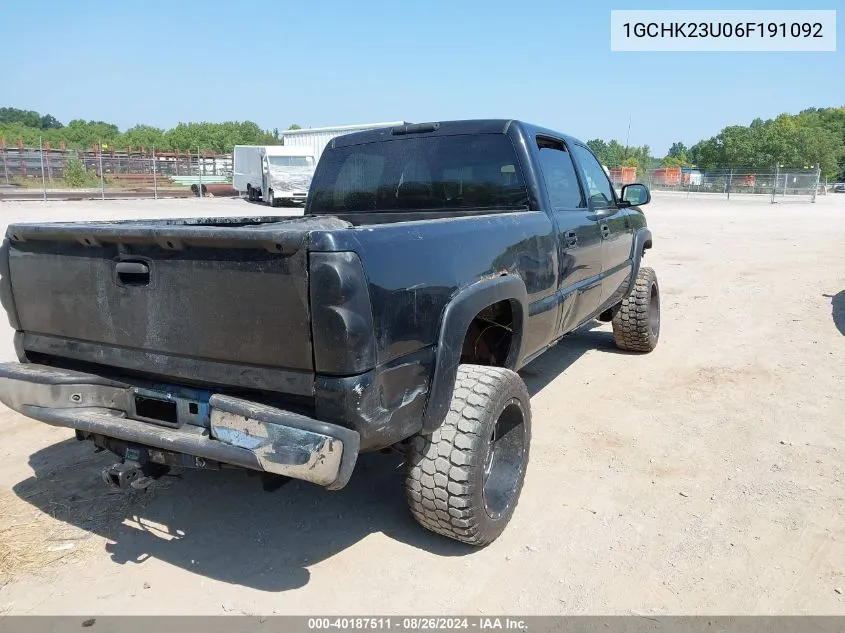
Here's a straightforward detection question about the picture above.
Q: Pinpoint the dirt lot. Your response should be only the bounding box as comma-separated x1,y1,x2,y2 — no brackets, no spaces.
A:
0,193,843,615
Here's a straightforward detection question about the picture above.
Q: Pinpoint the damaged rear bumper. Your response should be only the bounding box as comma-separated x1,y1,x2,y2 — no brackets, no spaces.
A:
0,362,360,490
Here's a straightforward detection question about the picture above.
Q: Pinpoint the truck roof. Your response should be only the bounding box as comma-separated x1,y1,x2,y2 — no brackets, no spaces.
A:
327,119,586,150
280,121,408,137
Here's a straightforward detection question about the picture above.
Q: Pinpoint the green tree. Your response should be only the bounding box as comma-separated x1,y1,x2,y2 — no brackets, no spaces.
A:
687,107,845,178
123,125,165,150
163,121,275,153
667,142,688,160
661,156,687,168
61,119,121,149
586,139,609,164
586,138,655,180
0,107,41,128
39,114,63,129
63,158,95,188
665,141,690,166
689,137,719,169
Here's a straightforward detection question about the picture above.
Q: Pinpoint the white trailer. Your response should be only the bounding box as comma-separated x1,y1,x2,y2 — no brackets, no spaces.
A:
232,145,317,206
280,121,407,164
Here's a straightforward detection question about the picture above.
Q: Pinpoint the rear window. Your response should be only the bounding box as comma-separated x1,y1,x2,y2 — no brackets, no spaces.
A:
308,134,529,214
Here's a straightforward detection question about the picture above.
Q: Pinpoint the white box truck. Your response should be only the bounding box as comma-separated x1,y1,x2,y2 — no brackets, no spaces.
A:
232,145,317,206
234,124,407,206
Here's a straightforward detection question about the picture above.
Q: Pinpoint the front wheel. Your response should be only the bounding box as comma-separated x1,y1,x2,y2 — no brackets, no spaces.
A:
611,266,660,352
405,365,531,546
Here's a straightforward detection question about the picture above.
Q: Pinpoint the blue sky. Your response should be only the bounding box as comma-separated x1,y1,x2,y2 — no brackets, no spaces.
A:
3,0,843,155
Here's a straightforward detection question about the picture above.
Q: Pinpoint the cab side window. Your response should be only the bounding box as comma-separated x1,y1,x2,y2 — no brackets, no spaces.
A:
571,145,615,209
536,137,584,209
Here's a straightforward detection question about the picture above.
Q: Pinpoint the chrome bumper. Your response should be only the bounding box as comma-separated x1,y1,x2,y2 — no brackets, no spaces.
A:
0,362,360,490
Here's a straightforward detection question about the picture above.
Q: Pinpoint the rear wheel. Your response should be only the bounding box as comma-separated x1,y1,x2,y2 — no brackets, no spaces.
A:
612,266,660,352
247,185,255,202
405,365,531,546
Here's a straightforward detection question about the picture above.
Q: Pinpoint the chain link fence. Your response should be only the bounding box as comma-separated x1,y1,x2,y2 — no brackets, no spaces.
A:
0,144,236,201
1,144,836,204
609,166,826,203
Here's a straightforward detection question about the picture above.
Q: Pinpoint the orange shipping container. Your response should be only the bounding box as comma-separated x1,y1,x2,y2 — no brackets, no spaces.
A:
653,167,681,185
610,167,637,184
664,167,681,185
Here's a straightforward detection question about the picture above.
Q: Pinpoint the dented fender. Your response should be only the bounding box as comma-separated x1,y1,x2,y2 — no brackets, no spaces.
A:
421,276,528,433
314,347,435,451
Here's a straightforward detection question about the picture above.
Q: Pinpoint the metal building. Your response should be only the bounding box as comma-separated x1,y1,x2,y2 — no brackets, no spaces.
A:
279,122,407,161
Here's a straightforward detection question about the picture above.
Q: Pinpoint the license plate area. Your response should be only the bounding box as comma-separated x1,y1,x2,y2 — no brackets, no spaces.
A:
129,386,211,428
134,396,177,425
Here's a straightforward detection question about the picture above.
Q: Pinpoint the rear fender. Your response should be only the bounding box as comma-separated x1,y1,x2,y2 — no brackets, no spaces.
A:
421,276,528,433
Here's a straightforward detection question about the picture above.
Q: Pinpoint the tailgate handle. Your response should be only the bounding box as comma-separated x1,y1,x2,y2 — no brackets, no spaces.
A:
115,261,150,286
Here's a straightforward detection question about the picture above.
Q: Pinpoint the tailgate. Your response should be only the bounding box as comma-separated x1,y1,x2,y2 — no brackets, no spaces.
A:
2,215,349,395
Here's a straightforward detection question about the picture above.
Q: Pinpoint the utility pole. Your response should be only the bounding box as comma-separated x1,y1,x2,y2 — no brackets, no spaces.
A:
0,139,8,185
197,147,203,200
39,137,47,202
771,164,779,204
152,145,158,200
98,140,105,200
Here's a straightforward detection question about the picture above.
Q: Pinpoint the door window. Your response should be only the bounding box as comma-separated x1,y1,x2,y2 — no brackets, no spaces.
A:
572,145,615,209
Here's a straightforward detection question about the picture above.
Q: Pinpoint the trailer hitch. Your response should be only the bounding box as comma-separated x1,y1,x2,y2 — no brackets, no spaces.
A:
102,460,160,491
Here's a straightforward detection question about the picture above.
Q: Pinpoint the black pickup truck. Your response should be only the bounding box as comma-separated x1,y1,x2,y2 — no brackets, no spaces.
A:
0,120,658,545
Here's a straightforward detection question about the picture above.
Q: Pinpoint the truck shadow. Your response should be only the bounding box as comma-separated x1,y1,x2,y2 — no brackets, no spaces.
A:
520,321,626,397
10,322,622,592
12,441,468,593
825,291,845,336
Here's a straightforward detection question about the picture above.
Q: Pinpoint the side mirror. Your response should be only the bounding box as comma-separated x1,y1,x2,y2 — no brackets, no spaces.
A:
620,183,650,207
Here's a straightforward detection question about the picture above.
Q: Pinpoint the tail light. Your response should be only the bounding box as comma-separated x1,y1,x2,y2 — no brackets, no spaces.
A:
309,252,376,376
0,238,21,331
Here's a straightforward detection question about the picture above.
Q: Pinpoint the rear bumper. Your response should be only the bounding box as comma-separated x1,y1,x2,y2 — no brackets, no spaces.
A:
0,362,360,490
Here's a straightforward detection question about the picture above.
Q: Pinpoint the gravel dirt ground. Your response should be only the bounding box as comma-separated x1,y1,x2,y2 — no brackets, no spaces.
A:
0,193,843,615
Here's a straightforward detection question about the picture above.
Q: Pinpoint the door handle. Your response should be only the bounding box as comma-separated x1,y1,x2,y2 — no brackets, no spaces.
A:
564,230,578,247
593,207,618,220
600,223,610,239
115,260,151,286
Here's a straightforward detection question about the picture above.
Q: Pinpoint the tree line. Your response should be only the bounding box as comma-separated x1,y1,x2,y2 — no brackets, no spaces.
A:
2,105,843,179
585,138,655,179
688,107,844,178
0,108,298,154
587,107,844,180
